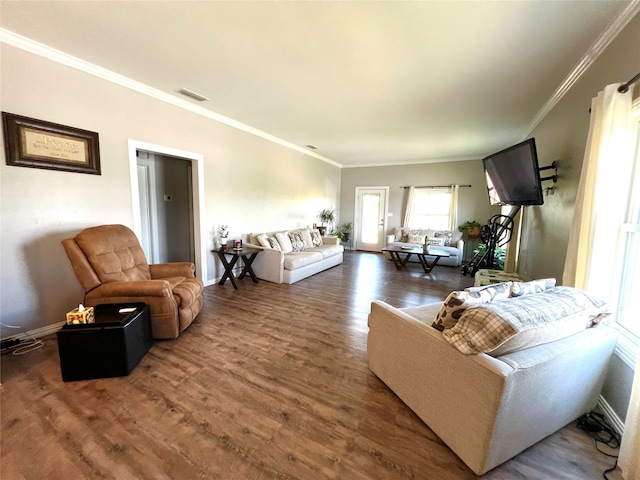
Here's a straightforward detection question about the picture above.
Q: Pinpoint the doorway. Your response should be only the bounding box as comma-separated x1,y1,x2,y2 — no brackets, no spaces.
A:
128,140,208,284
354,187,389,252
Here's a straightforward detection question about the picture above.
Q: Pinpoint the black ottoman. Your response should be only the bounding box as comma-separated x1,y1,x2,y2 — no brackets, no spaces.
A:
57,303,152,382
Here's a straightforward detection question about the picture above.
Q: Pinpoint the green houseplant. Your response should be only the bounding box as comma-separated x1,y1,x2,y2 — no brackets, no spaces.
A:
474,243,506,270
458,220,482,239
331,222,352,243
317,208,336,236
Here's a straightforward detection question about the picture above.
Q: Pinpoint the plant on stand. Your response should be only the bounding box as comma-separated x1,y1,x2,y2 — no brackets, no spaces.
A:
473,242,506,270
316,208,336,236
458,220,482,239
331,222,353,243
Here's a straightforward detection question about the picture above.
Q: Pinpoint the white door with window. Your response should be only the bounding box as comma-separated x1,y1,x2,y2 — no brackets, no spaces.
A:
355,187,388,252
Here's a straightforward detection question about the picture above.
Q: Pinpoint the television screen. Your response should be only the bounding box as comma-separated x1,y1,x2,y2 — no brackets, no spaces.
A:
482,138,543,206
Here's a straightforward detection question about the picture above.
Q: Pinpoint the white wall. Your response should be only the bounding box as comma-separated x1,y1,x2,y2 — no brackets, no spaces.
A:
0,44,340,335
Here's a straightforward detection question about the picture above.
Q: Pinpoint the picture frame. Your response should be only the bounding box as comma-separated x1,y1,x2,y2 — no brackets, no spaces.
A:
2,112,101,175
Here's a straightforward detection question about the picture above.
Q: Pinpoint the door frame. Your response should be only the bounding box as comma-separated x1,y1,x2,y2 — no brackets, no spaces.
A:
128,139,209,285
354,186,389,252
136,155,159,263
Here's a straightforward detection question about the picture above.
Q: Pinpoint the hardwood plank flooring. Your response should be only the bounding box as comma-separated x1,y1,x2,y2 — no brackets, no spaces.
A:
1,251,623,479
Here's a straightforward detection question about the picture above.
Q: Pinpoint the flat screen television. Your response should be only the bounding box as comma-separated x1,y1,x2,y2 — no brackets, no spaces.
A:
482,138,544,206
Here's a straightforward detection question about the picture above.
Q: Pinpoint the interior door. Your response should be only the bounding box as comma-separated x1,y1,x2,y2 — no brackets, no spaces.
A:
355,187,388,252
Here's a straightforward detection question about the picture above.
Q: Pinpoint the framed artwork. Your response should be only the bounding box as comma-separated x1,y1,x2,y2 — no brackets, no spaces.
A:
2,112,101,175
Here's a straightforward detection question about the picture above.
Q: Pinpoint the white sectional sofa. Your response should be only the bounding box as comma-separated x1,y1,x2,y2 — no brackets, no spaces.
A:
248,227,344,284
368,282,618,475
387,227,464,267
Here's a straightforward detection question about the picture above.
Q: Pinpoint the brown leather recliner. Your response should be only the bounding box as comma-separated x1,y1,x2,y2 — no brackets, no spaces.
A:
62,224,204,339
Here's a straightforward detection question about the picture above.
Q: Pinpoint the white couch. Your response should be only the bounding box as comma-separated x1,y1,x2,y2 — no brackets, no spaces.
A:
387,227,464,267
248,228,344,284
367,284,618,475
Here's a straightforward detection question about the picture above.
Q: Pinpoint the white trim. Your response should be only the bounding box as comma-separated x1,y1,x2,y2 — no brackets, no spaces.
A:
525,0,640,137
128,140,213,286
1,321,66,343
598,394,625,436
0,28,340,169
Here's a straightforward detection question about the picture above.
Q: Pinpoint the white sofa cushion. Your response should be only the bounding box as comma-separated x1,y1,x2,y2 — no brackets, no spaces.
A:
284,251,324,270
442,286,610,355
306,244,343,259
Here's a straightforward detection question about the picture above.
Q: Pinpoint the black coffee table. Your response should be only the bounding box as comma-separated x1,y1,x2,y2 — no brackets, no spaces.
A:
383,245,450,273
213,246,262,289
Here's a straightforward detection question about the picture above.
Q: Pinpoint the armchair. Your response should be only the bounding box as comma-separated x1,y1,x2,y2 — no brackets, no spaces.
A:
62,224,204,339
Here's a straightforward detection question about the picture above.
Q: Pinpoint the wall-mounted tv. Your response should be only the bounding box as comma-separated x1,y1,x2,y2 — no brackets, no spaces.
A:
482,138,544,206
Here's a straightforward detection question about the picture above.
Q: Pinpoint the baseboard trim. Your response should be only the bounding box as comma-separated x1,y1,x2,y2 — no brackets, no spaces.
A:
1,321,65,343
598,395,625,436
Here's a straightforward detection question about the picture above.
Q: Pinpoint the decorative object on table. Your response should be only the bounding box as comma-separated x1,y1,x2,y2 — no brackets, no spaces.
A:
2,112,101,175
66,304,95,325
234,239,242,250
458,220,482,239
218,224,229,240
331,221,352,243
316,207,336,236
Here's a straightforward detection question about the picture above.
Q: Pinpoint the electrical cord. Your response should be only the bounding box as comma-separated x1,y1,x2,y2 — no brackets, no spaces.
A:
577,412,621,480
1,322,45,355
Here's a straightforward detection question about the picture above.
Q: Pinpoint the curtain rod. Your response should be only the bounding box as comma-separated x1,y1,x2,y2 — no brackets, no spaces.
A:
401,184,472,189
618,72,640,93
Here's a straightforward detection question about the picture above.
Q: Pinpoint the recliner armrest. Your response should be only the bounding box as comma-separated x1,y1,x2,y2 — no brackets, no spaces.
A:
150,262,196,279
86,280,173,298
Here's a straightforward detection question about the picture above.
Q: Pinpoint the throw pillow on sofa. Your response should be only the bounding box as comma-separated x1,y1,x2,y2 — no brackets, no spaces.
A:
510,278,556,297
275,232,293,253
310,229,323,247
257,234,282,250
288,231,305,252
432,282,513,331
442,286,610,355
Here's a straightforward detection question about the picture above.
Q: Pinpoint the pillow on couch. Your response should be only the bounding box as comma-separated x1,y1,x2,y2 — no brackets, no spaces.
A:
510,278,556,297
432,282,513,331
288,230,305,252
310,229,323,247
257,234,281,250
275,231,293,253
442,286,610,356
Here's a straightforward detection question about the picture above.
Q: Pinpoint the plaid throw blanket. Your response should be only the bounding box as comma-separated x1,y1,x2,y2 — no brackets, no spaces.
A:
442,286,609,355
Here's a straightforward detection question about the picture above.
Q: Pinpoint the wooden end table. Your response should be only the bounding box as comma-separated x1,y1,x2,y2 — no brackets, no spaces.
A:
382,245,450,274
213,246,261,289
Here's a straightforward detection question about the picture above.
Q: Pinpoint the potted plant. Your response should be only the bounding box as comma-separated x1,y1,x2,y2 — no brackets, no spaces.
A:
331,222,352,243
473,243,506,270
458,220,482,239
317,208,336,236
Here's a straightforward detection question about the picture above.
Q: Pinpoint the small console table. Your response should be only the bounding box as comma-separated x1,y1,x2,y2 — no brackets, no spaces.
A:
213,246,261,289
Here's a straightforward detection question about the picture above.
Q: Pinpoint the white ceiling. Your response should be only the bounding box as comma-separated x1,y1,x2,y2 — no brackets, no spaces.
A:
0,1,636,168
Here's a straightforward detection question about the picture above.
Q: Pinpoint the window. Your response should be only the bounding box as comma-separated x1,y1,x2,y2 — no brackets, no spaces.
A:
614,111,640,340
407,188,452,230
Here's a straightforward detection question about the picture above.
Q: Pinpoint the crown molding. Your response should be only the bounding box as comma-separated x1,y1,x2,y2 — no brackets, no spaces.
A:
0,28,342,168
526,0,640,136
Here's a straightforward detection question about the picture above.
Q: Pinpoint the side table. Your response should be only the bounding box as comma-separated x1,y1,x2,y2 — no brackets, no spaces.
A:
213,246,261,289
56,303,152,382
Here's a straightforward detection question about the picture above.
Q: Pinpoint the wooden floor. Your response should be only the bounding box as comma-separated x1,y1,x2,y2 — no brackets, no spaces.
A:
1,251,622,479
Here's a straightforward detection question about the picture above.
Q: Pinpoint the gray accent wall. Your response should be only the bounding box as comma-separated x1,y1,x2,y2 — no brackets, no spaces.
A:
516,14,640,424
339,160,499,246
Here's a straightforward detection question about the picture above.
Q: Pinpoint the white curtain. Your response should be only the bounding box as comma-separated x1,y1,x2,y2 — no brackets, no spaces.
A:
403,186,415,227
561,83,637,480
562,83,635,294
448,184,460,232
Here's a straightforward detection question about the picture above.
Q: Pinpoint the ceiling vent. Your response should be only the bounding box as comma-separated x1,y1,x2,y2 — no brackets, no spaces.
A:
177,88,209,102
